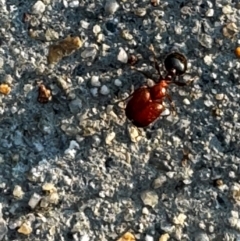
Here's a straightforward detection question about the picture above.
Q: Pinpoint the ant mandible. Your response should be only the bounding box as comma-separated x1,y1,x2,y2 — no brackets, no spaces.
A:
125,45,188,128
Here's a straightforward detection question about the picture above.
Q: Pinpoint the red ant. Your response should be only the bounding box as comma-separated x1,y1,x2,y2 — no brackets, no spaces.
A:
125,45,188,127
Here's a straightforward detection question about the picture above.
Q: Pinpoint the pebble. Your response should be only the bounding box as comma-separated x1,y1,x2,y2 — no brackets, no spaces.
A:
42,183,56,192
31,1,46,14
173,213,187,226
91,76,101,87
13,185,24,199
198,34,213,49
145,234,154,241
222,5,233,14
142,207,149,215
80,234,90,241
205,8,214,17
128,125,141,143
117,232,136,241
222,23,238,38
159,233,170,241
114,79,122,87
215,93,225,101
141,190,158,208
134,8,147,17
117,48,128,63
100,85,110,95
0,58,3,69
18,222,32,235
93,25,101,35
69,0,79,8
194,232,209,241
105,132,116,145
90,88,98,97
203,55,213,65
28,193,42,209
153,175,167,189
104,0,119,15
183,98,190,105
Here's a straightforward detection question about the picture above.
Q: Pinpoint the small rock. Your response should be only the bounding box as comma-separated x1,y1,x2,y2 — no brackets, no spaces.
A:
128,125,141,143
93,25,101,35
69,0,79,8
18,222,32,235
13,185,24,199
203,55,213,65
141,190,159,208
222,22,238,39
48,192,59,204
153,176,167,189
198,34,213,49
80,234,90,241
0,84,11,95
215,93,225,101
114,79,122,87
159,233,170,241
134,8,147,17
81,47,97,59
90,88,98,97
32,1,46,14
205,8,214,17
117,47,128,63
105,132,116,145
91,76,101,87
28,193,42,209
222,5,233,14
145,234,154,241
104,0,119,15
117,232,136,241
0,58,4,69
100,85,110,95
42,183,56,192
173,213,187,226
142,207,149,215
183,98,190,105
194,232,209,241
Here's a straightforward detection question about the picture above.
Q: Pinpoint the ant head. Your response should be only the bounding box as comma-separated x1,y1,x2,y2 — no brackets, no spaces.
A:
164,52,187,77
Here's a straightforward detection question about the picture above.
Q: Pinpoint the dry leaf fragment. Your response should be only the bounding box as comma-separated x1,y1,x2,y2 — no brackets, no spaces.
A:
0,84,11,95
47,36,82,64
38,84,52,103
117,232,136,241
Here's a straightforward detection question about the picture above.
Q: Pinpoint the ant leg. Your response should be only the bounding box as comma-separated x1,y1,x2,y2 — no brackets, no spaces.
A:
130,66,153,79
165,93,177,116
149,44,163,78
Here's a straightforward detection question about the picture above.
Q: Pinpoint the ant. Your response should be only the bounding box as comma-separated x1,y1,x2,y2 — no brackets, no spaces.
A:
125,45,188,127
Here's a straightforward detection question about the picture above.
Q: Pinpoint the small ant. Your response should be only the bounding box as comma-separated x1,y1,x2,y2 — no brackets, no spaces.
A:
125,45,189,127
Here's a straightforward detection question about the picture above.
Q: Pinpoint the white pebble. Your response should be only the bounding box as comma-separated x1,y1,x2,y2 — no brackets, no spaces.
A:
69,0,79,8
215,93,225,101
183,98,190,105
100,85,110,95
93,25,101,35
222,5,233,14
80,234,90,241
91,76,101,87
204,55,213,65
117,47,128,63
205,8,214,17
105,132,116,145
145,234,154,241
114,79,122,87
0,58,4,68
90,88,98,97
104,0,119,15
28,193,42,209
32,1,46,14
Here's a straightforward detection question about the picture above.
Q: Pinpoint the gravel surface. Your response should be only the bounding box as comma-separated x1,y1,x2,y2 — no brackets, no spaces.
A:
0,0,240,240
